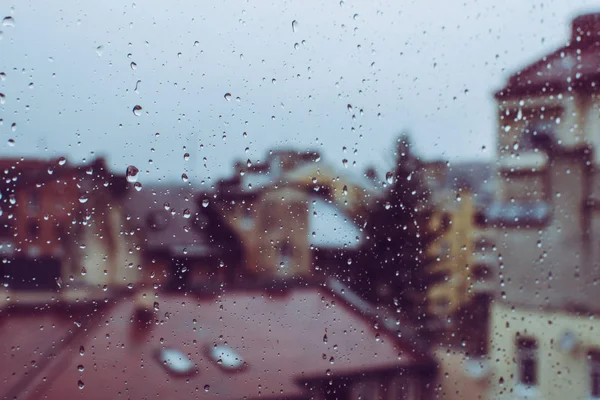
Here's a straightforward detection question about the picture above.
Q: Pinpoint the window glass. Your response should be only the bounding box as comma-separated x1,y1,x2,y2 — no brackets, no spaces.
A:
3,3,600,400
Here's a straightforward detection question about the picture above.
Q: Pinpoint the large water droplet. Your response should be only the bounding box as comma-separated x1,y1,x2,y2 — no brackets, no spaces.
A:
204,385,210,392
79,346,85,356
291,20,298,33
78,380,85,390
79,195,88,204
130,61,137,70
77,365,84,372
132,105,143,116
134,182,142,191
126,166,139,183
181,173,189,183
202,199,209,208
183,209,192,219
2,16,15,27
224,93,232,101
385,172,394,184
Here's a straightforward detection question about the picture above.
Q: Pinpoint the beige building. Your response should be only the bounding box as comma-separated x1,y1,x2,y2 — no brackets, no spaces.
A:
207,150,371,282
487,13,600,399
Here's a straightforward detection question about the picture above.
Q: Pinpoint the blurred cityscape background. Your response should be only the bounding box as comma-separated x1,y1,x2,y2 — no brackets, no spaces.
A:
2,3,600,400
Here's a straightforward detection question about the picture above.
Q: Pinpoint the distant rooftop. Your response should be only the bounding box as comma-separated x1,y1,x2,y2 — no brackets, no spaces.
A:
496,12,600,99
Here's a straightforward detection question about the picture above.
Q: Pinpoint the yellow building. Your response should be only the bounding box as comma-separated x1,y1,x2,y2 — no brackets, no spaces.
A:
487,13,600,399
426,190,475,318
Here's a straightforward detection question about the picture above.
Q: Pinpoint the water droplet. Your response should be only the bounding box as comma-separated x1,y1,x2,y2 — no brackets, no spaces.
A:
181,173,189,183
183,209,192,219
134,182,142,191
323,334,328,343
183,153,190,161
2,16,15,27
11,123,17,132
78,380,85,390
164,202,171,211
347,104,353,112
130,61,137,70
386,172,394,184
81,267,87,276
291,20,298,33
96,45,104,57
353,13,359,20
79,346,85,356
153,301,159,311
58,157,67,166
224,93,232,101
126,165,139,183
0,93,5,104
77,365,84,372
194,40,200,47
132,105,142,116
56,277,63,289
202,199,210,208
342,159,348,168
79,195,88,204
7,138,15,147
294,43,299,50
204,385,210,392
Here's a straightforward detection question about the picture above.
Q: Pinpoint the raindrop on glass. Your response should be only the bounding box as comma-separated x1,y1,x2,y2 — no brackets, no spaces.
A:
2,16,15,27
126,165,139,183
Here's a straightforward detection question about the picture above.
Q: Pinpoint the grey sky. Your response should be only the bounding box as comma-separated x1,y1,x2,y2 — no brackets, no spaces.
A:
1,0,598,185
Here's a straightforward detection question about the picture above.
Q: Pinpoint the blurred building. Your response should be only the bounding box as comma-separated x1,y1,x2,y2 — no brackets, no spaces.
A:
124,185,217,291
0,157,139,303
422,162,496,329
487,13,600,399
203,150,374,283
0,279,435,400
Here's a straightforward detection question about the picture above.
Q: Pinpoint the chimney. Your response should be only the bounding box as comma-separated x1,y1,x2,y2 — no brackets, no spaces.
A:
571,13,600,46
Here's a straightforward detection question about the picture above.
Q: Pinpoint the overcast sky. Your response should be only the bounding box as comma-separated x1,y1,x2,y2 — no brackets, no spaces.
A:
1,0,598,185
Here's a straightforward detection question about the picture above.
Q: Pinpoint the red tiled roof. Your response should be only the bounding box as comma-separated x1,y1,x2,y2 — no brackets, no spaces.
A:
496,13,600,99
1,287,430,400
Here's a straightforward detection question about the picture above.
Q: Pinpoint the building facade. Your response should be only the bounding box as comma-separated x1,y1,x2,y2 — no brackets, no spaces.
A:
204,150,369,283
0,157,140,301
487,13,600,399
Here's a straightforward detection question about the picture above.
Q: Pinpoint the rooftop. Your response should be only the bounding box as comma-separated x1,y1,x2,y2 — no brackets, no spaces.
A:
496,13,600,99
0,281,432,400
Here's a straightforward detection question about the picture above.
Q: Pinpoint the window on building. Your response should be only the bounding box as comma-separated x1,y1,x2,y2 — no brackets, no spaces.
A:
28,190,40,212
516,337,538,387
279,241,292,269
26,220,40,239
472,265,491,280
589,350,600,398
0,220,13,238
